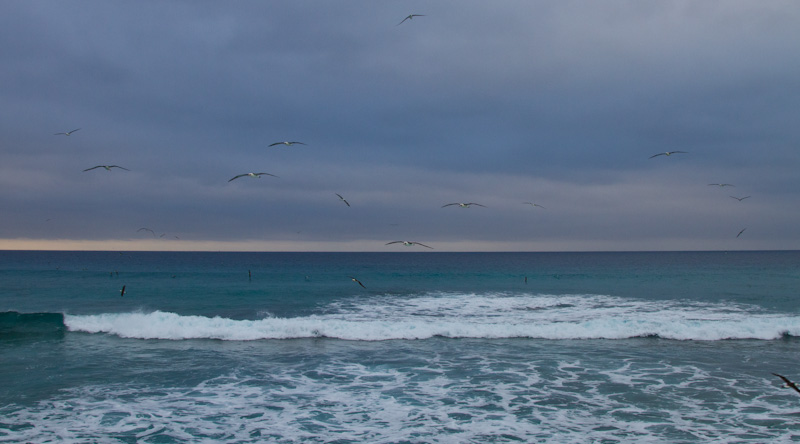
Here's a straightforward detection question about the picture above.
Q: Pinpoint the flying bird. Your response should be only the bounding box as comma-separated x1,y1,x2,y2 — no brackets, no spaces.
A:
736,228,746,238
386,241,433,249
708,183,735,187
228,172,279,182
397,14,424,25
773,373,800,395
83,165,130,172
523,202,546,209
649,151,687,159
137,228,156,237
442,202,486,208
120,285,126,297
269,141,306,147
349,276,366,289
730,196,751,202
55,128,81,136
335,193,350,207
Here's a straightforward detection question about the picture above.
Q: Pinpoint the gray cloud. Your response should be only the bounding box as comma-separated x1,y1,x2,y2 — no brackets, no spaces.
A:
1,0,798,250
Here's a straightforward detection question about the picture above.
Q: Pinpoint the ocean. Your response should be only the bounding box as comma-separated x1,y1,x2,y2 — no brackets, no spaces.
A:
1,250,800,443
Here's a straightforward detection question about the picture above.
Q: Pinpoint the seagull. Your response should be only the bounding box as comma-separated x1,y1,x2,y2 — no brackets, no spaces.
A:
737,228,746,238
397,14,424,26
269,141,306,147
137,228,156,237
649,151,687,159
83,165,130,172
228,172,279,182
386,241,433,249
120,285,126,297
55,128,80,136
730,196,751,201
708,183,735,187
349,276,366,289
442,202,486,208
336,193,350,207
773,373,800,395
523,202,546,209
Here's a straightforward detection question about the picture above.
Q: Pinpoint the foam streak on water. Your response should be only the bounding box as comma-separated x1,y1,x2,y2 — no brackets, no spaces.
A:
3,353,800,443
64,293,800,341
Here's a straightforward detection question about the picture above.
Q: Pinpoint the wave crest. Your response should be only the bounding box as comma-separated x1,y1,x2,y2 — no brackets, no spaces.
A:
62,294,800,341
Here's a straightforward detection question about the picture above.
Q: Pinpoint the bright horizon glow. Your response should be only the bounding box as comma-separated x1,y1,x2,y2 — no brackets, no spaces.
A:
0,238,789,253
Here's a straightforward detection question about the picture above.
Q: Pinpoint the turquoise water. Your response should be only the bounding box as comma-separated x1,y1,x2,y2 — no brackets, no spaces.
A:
2,251,800,442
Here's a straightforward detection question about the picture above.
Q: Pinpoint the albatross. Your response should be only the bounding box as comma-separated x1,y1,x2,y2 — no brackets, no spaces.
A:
137,228,156,237
708,183,735,187
730,196,751,201
386,241,433,249
335,193,350,207
397,14,424,25
228,172,279,182
442,202,486,208
349,276,366,289
83,165,130,172
55,128,80,136
523,202,546,209
269,141,306,147
773,373,800,395
649,151,687,158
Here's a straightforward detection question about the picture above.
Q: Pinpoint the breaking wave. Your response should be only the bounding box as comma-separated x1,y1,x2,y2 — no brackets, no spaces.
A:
57,293,800,341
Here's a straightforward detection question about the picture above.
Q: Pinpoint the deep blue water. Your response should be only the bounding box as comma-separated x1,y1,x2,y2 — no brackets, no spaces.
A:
2,251,800,443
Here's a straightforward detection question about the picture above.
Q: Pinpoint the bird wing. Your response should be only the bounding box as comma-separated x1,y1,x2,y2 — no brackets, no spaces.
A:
413,242,434,249
110,166,130,171
268,142,282,147
737,228,746,237
467,203,486,207
256,172,279,178
385,241,403,245
441,203,458,208
120,285,126,297
83,166,102,171
396,17,410,25
649,153,666,158
228,174,246,182
69,128,81,134
290,142,306,145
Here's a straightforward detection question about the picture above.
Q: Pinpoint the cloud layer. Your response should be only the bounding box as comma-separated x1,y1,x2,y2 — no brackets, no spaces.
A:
1,1,798,251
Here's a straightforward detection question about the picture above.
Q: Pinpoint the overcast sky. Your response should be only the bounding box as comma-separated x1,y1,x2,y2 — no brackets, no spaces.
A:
1,1,799,251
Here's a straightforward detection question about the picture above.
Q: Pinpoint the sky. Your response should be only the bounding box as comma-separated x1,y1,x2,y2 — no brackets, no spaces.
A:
1,0,799,252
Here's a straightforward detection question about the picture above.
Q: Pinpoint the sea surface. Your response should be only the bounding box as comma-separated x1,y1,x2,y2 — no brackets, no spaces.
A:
1,250,800,443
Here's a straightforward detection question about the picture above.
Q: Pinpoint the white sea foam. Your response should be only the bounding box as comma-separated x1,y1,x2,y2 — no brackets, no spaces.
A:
63,293,800,341
3,358,799,443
